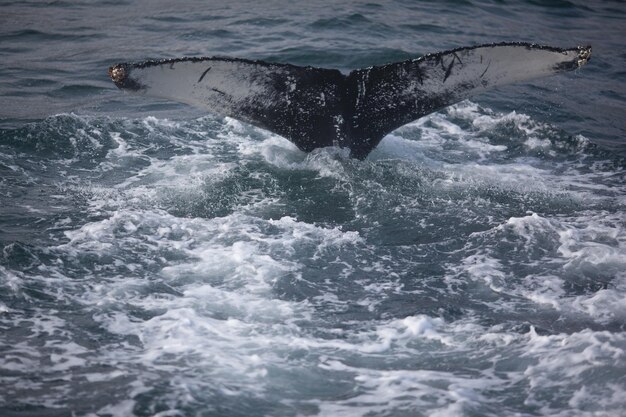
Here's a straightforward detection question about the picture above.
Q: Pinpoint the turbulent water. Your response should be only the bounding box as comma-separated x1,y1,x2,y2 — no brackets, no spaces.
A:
1,1,625,416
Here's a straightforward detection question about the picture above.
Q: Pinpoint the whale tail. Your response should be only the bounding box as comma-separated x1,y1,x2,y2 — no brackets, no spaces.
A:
109,42,591,159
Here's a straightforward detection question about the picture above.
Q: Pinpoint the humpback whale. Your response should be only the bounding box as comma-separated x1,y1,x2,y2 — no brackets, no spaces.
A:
109,42,591,159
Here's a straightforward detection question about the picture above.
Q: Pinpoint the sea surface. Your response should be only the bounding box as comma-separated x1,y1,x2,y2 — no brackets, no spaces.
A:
1,1,625,416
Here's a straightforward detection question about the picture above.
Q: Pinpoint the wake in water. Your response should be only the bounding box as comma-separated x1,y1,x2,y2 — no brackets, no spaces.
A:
1,101,625,416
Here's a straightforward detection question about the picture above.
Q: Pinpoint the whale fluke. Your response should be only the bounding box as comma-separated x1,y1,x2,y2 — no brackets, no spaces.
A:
109,42,591,159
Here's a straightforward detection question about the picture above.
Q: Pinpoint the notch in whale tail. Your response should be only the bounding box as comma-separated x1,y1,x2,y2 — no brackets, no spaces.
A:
109,42,591,159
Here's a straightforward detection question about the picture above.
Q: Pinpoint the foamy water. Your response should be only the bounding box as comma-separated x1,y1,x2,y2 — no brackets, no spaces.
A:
2,100,625,416
2,0,625,415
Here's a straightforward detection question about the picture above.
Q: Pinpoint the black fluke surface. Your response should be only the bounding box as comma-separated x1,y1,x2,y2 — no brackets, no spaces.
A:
110,43,590,159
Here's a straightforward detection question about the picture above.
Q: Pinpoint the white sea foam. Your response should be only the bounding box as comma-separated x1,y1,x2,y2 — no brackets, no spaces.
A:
452,211,626,324
374,102,623,208
315,318,626,417
0,265,22,294
3,103,624,416
317,361,497,417
52,206,369,404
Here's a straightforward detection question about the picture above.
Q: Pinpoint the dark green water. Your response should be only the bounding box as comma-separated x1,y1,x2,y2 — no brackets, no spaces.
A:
1,1,625,416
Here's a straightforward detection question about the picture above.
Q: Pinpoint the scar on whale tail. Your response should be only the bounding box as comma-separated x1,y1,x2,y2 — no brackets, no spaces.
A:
109,42,591,159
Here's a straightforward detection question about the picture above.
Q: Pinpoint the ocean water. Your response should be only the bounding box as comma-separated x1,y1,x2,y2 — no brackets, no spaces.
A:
1,1,625,416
